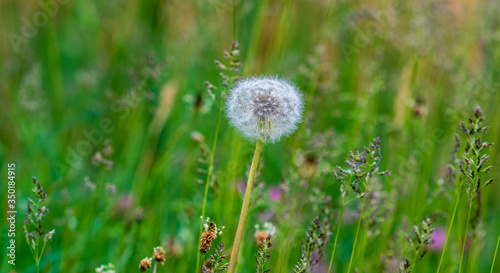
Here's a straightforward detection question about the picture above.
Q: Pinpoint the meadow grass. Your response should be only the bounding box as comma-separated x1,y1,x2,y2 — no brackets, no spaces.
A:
1,0,500,272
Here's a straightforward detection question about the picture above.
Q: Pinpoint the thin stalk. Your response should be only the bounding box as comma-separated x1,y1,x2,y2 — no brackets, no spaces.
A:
36,235,40,273
39,242,47,261
327,196,346,273
27,241,37,266
436,182,463,273
346,196,366,273
459,202,473,273
228,139,263,273
233,0,237,41
491,234,500,273
410,249,419,272
153,262,158,273
195,104,224,273
465,231,478,273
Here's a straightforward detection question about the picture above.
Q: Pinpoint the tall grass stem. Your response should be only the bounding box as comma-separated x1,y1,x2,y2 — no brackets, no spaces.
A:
327,196,346,273
459,203,473,273
346,196,366,273
410,249,419,272
195,104,224,272
491,234,500,273
436,182,462,273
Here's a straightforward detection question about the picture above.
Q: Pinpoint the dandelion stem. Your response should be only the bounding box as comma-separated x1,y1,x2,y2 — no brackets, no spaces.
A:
346,196,366,273
491,234,500,273
228,139,263,273
459,202,473,273
436,181,462,273
153,262,158,273
196,103,224,273
327,196,346,273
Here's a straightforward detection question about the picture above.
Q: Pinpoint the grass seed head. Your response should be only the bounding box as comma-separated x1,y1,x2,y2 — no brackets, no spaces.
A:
153,246,166,265
139,257,152,272
200,217,224,254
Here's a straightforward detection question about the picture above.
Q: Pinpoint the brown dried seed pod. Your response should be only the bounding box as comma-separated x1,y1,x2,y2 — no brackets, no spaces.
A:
139,257,151,272
254,230,268,248
200,228,217,254
153,246,166,265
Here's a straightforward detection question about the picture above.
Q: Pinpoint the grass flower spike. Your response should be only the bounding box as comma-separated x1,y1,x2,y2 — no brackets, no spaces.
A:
227,76,304,273
23,177,55,273
138,246,168,272
153,246,166,265
202,243,230,273
139,258,152,272
225,76,304,143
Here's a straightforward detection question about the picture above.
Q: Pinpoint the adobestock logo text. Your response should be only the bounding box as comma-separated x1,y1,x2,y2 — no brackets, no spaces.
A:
8,0,70,54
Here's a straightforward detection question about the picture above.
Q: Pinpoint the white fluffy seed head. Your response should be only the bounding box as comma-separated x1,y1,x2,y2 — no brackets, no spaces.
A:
225,76,304,143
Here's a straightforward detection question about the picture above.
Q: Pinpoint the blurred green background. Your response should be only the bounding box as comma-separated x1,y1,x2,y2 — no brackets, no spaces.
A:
1,0,500,272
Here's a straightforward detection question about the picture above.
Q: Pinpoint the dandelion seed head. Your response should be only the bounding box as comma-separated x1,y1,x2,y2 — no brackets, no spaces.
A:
226,76,304,143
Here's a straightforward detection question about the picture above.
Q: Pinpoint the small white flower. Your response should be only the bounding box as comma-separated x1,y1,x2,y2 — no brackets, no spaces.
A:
255,222,277,236
225,76,304,143
95,263,115,273
263,222,277,236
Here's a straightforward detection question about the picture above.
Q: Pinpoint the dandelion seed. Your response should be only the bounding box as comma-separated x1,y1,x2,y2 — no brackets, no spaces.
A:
225,76,304,143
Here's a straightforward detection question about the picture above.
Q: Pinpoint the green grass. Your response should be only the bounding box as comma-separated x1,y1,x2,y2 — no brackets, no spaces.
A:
1,0,500,272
